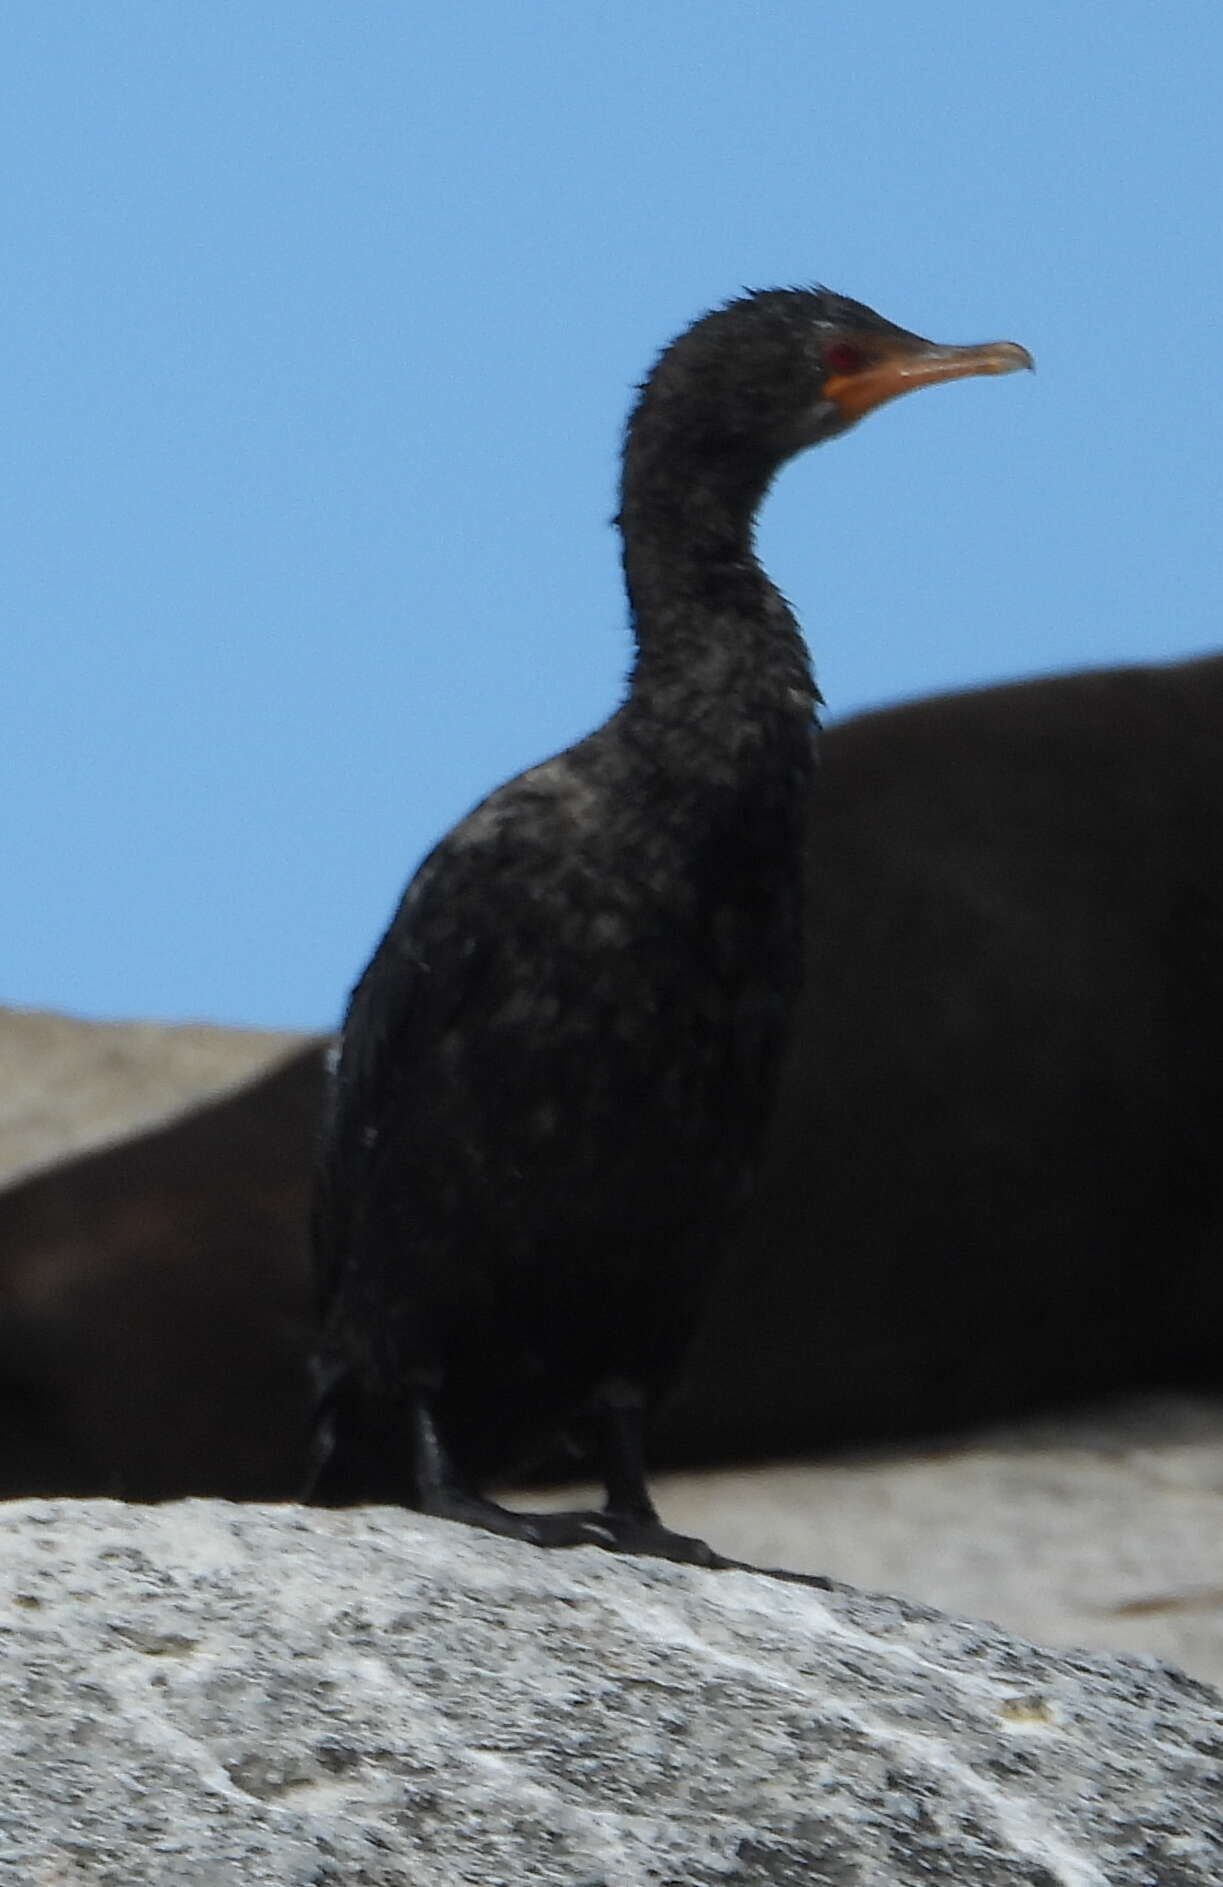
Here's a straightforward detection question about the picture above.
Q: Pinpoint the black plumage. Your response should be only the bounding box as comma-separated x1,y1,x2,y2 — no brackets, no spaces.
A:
309,286,1030,1559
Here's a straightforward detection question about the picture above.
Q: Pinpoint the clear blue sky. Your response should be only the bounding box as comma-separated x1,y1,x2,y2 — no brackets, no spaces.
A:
5,4,1221,1031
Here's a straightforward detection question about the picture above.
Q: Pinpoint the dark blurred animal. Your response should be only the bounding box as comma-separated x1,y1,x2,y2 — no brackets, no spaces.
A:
1,653,1220,1501
0,1046,321,1498
661,651,1223,1463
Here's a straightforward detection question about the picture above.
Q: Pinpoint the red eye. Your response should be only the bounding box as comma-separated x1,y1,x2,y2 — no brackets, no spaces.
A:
824,341,865,374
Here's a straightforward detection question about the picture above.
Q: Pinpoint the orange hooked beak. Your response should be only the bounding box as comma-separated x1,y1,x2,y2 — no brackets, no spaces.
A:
823,333,1033,427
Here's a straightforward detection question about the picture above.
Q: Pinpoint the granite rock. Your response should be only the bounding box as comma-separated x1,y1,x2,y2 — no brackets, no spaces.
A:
1,1498,1220,1885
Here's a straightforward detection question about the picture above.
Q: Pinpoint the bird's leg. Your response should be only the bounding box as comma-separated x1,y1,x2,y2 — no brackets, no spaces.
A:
588,1384,721,1566
596,1386,663,1523
410,1388,723,1564
409,1389,620,1548
319,1379,829,1586
590,1392,831,1581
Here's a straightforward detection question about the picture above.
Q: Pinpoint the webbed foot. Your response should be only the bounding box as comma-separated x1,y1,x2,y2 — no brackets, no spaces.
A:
420,1489,719,1564
418,1487,619,1549
594,1513,722,1566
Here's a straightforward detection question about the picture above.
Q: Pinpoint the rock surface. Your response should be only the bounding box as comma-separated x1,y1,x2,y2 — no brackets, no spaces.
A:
0,1005,306,1187
1,1499,1221,1886
574,1392,1223,1691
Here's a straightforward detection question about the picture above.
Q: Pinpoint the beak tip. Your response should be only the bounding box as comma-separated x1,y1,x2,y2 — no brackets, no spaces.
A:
998,342,1035,376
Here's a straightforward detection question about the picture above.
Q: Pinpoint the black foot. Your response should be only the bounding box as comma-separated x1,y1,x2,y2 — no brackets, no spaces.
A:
418,1488,619,1549
597,1513,723,1567
418,1487,723,1564
405,1387,793,1573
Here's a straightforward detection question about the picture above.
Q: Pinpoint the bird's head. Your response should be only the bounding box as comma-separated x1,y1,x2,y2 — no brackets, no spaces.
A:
625,286,1032,504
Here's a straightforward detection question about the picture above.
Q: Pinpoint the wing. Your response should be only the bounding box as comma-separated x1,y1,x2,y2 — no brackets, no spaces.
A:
311,749,614,1313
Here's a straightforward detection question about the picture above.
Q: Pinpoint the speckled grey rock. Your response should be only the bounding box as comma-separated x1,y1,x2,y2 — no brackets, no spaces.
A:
1,1501,1220,1885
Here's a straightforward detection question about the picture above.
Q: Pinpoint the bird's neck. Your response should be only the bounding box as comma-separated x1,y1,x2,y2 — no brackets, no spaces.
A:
618,440,770,596
605,569,817,886
617,467,819,764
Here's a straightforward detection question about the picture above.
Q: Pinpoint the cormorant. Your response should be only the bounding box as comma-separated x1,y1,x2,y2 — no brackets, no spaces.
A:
308,287,1030,1559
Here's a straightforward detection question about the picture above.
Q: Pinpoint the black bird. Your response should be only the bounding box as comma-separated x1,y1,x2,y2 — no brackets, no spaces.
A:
310,287,1031,1560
